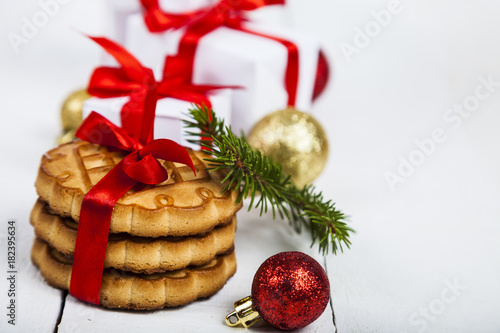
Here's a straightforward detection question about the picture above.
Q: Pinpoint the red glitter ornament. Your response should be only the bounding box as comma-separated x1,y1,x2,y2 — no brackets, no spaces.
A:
226,252,330,330
312,50,330,101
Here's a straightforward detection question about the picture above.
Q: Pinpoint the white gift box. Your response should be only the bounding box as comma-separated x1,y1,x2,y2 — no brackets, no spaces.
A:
106,0,291,44
106,0,216,44
123,16,321,134
82,89,232,150
105,0,294,44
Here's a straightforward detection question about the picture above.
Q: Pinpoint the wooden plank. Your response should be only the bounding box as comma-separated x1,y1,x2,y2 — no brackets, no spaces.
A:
57,208,335,332
0,211,64,333
321,88,500,332
326,133,500,332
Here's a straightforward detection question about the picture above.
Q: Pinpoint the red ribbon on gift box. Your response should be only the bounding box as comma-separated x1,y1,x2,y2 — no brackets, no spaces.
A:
70,36,229,305
70,111,195,305
87,36,236,140
140,0,301,106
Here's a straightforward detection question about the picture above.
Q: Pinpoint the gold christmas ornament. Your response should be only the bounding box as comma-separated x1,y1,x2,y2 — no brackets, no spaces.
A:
58,89,91,144
247,108,329,188
58,129,77,145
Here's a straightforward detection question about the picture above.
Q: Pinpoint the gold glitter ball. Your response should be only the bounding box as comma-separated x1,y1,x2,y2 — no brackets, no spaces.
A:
58,88,90,143
247,108,329,188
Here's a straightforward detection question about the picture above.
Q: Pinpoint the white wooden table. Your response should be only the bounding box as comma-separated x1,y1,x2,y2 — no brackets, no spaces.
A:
1,1,500,332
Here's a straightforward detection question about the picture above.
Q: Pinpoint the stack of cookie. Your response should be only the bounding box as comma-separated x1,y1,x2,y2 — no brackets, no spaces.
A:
30,140,242,309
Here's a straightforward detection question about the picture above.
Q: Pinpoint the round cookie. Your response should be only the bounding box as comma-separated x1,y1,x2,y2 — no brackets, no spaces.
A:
31,200,237,274
35,141,242,237
31,238,237,309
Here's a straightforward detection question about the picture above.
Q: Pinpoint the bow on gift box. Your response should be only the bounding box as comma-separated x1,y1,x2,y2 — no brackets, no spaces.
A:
141,0,285,32
140,0,302,106
70,111,196,305
87,36,236,142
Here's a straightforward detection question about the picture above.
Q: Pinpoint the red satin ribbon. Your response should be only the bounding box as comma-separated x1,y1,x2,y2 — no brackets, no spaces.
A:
87,36,157,144
312,49,329,101
70,112,195,304
141,0,285,32
140,0,299,106
87,37,235,136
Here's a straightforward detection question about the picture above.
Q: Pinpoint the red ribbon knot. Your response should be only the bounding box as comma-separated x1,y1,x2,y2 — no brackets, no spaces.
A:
70,111,195,304
87,36,236,140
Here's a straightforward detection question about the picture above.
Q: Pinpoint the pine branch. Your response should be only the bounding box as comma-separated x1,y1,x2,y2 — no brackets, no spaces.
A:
184,105,353,255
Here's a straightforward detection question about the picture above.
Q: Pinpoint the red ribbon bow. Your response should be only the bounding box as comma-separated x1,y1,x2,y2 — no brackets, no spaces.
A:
87,36,235,141
87,36,157,144
141,0,285,32
140,0,299,106
70,111,195,304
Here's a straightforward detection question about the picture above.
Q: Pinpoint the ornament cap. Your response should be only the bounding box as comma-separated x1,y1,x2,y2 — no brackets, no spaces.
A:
225,296,261,328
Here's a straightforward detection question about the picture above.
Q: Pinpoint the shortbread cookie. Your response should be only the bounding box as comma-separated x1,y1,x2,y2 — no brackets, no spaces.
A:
35,141,242,237
30,200,236,273
31,238,237,309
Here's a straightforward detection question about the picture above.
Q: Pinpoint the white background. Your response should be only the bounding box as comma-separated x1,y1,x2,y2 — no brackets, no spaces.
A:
1,0,500,332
